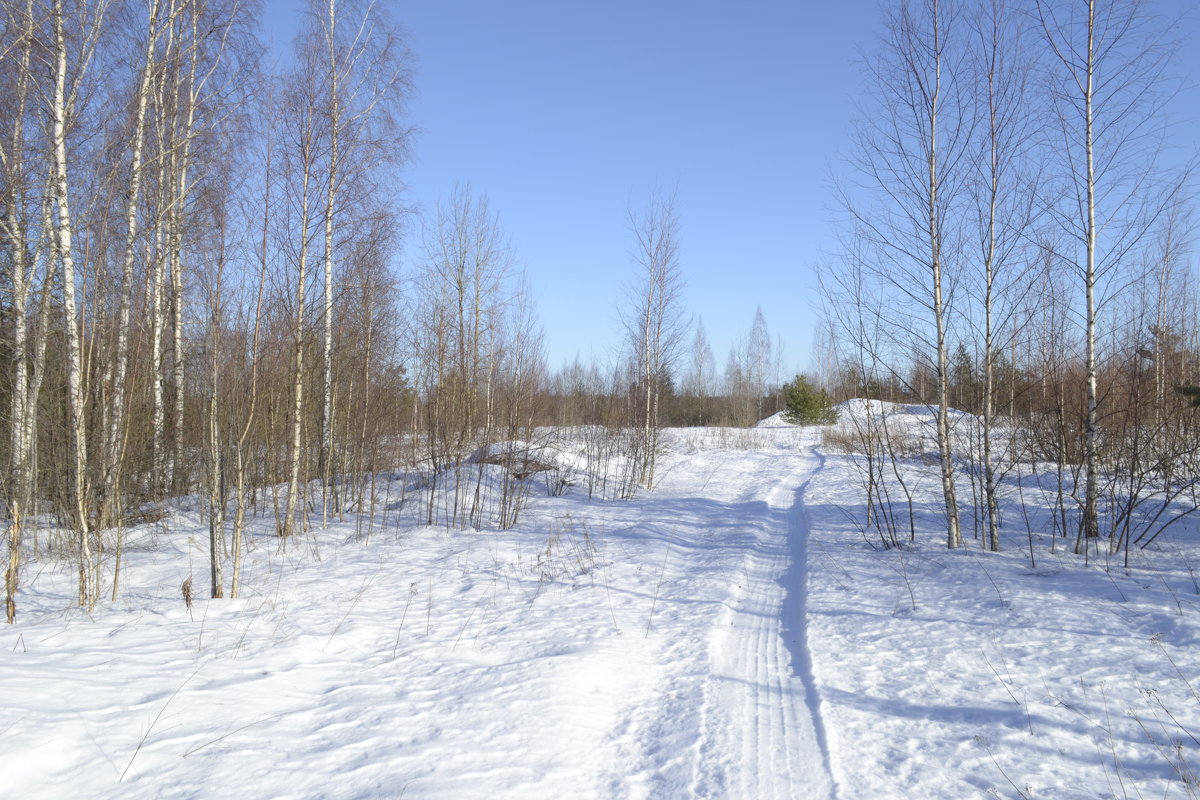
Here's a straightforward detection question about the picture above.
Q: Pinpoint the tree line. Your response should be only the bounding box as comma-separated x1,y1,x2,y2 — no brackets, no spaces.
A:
818,0,1198,558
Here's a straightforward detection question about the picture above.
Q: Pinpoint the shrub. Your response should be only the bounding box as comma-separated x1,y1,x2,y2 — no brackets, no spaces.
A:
782,374,838,425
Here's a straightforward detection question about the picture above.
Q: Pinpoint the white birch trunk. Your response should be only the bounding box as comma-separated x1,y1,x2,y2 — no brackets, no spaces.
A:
171,203,186,492
926,0,961,550
233,140,273,597
284,159,314,538
102,0,166,527
149,18,178,494
1081,0,1100,545
208,300,224,598
3,0,35,622
166,6,204,497
320,0,340,527
51,0,94,607
149,182,168,490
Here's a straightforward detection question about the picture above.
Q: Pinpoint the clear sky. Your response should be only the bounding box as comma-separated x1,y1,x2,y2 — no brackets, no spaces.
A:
262,0,1200,376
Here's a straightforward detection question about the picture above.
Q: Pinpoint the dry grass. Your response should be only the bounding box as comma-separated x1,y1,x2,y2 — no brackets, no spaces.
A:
821,423,925,458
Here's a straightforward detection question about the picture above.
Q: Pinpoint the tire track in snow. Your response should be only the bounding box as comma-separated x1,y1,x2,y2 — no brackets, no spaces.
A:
692,436,836,799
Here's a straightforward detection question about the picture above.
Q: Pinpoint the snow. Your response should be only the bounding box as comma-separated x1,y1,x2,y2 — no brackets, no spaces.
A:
753,410,798,428
3,410,1200,798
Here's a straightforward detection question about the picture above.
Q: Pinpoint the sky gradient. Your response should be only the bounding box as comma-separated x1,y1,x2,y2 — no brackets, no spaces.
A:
263,0,1200,376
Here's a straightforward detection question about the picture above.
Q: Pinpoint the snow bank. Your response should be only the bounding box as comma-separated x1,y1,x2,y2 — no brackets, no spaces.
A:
754,410,798,428
835,397,973,424
467,439,577,476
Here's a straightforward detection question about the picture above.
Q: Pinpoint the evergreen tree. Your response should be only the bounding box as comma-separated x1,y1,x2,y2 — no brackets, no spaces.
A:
782,375,838,425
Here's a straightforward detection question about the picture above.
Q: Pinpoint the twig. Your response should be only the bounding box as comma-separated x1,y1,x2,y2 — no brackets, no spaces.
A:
121,667,199,782
970,552,1006,608
644,544,671,638
1100,686,1130,800
393,582,418,658
1160,576,1184,616
975,736,1033,800
1146,689,1200,748
183,712,289,757
322,574,376,652
1152,633,1200,705
981,645,1033,735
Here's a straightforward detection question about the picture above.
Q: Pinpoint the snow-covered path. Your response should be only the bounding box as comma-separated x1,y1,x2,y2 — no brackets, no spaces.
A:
684,441,835,799
2,429,836,799
11,420,1200,798
610,429,835,798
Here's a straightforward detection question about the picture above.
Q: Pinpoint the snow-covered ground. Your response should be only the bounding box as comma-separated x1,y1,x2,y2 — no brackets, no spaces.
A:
4,412,1200,799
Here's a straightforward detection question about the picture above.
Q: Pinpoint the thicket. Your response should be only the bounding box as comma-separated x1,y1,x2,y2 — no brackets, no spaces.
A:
817,0,1199,557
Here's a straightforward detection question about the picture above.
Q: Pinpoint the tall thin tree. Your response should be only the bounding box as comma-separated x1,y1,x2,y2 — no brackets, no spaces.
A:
1035,0,1178,548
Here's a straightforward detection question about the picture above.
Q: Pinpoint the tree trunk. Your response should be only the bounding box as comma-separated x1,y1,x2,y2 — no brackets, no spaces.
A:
102,0,165,529
1081,0,1100,546
51,0,95,608
320,0,340,527
927,0,961,549
4,2,35,621
283,156,313,538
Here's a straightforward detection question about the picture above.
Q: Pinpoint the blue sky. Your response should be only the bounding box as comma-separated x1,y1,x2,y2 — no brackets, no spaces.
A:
263,0,1199,376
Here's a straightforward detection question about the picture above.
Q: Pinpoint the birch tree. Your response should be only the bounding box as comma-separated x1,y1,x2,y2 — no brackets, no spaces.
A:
2,0,42,622
965,0,1039,552
1034,0,1179,548
290,0,411,525
279,62,320,538
413,186,512,526
231,93,277,597
48,0,110,606
622,189,687,491
680,318,717,424
844,0,966,548
98,0,172,531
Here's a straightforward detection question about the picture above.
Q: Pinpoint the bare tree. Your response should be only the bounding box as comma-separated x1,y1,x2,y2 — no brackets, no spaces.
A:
2,0,45,622
621,189,688,491
278,51,322,538
965,0,1040,551
295,0,411,525
98,0,172,533
844,0,967,548
46,0,112,607
231,90,278,597
747,306,773,420
412,186,513,527
1034,0,1180,548
680,317,717,424
820,241,919,548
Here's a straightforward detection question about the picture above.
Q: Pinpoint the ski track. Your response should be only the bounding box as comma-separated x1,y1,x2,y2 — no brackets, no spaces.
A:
15,415,1200,799
2,430,837,799
645,431,836,799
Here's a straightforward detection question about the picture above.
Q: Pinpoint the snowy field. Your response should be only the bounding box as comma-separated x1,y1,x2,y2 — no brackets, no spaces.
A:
4,408,1200,799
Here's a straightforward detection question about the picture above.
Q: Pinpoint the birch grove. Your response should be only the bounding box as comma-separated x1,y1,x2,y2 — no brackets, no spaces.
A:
1,0,1197,622
822,0,1194,555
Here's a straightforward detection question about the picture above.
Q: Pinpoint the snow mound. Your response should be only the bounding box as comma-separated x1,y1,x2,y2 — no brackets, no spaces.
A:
829,398,987,462
835,398,975,424
754,411,798,428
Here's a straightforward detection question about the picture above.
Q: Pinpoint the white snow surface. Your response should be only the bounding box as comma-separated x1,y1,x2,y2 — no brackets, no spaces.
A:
753,410,798,428
4,415,1200,799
